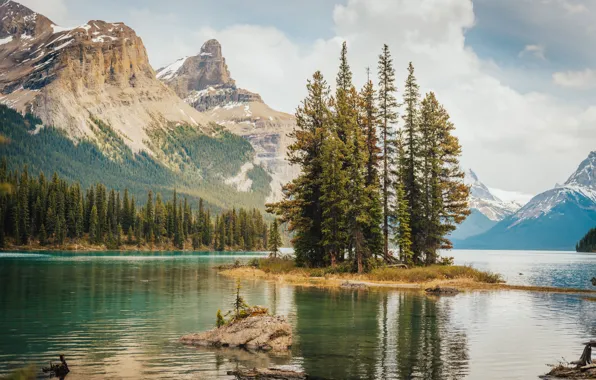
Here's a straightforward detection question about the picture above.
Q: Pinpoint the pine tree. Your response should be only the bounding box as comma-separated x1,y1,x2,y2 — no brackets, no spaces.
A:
89,205,98,244
402,62,423,263
394,180,413,264
320,134,349,266
145,190,154,242
122,189,130,233
17,167,30,245
359,72,384,260
268,219,282,258
377,45,399,260
419,92,470,262
155,193,166,243
267,71,332,268
117,223,123,248
39,223,47,246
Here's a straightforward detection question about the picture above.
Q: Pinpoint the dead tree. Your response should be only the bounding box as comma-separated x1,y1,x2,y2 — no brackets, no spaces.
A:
572,340,596,368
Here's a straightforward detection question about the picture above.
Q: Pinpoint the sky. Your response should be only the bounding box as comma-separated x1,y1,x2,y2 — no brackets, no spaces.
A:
17,0,596,201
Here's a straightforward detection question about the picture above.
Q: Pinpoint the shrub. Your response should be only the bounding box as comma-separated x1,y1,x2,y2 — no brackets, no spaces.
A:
437,256,455,266
216,309,225,328
248,258,260,268
258,258,296,274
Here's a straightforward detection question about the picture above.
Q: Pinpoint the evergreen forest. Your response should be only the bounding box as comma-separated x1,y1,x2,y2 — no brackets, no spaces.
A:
268,43,470,271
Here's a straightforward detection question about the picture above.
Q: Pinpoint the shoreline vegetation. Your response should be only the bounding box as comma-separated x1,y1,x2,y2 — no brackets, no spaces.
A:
0,241,268,253
219,258,596,295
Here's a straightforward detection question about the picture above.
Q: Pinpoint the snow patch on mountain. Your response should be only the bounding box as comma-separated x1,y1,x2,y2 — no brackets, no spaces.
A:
507,151,596,227
156,57,188,81
464,169,523,221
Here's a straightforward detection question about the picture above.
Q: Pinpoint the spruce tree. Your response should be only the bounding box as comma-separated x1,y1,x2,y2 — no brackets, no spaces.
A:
89,205,98,244
320,133,349,266
359,73,384,260
377,45,399,260
268,219,282,258
419,92,470,262
267,71,332,267
401,62,423,263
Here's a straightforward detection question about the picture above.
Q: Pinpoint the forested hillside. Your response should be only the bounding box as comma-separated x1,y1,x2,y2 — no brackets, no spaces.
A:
0,105,271,210
0,165,272,251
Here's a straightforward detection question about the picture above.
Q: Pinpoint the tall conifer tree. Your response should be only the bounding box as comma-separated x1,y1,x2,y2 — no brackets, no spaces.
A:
377,45,399,260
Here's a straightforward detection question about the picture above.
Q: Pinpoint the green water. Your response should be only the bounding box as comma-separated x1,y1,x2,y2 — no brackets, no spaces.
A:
0,251,595,379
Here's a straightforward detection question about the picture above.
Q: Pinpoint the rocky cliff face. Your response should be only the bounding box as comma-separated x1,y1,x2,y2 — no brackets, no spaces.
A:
0,0,210,154
158,39,298,201
157,39,262,112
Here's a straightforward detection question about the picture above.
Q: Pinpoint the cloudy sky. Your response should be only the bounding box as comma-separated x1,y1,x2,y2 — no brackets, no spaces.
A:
18,0,596,201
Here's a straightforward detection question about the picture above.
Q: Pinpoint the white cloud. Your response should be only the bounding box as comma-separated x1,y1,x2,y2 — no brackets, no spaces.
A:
557,0,588,14
553,69,596,89
488,187,534,206
519,44,546,60
19,0,596,196
189,0,596,195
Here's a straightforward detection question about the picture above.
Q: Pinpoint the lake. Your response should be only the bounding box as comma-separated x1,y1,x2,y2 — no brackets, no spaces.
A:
0,250,595,379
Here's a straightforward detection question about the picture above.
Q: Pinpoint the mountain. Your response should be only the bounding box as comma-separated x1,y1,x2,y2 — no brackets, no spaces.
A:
0,1,271,209
0,0,210,151
157,40,298,202
457,152,596,250
450,169,522,240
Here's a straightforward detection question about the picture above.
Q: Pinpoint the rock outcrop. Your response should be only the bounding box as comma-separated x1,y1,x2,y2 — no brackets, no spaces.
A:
157,39,262,111
425,286,460,295
0,0,210,154
180,315,292,352
158,39,299,202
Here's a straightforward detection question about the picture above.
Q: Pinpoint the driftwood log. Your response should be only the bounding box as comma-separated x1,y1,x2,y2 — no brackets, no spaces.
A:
572,341,596,367
227,368,307,379
542,340,596,378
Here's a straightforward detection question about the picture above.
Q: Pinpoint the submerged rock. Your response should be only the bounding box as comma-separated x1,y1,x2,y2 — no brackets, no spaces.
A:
227,367,307,379
425,286,460,295
341,281,368,290
180,315,292,352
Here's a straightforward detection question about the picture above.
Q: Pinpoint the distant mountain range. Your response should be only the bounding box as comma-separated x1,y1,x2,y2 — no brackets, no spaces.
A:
0,0,296,208
456,152,596,251
450,169,523,240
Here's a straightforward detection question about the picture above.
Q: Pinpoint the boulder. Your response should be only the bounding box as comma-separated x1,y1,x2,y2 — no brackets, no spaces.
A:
180,315,292,352
425,286,460,295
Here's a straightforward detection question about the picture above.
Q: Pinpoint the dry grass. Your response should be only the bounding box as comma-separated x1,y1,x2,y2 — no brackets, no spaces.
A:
369,265,503,284
222,259,596,295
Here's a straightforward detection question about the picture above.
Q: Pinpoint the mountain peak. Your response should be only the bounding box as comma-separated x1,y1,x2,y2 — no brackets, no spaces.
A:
464,169,499,202
157,39,263,111
564,151,596,189
200,39,223,59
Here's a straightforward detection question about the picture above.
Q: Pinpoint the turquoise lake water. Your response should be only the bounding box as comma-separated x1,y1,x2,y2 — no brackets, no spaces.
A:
0,250,595,379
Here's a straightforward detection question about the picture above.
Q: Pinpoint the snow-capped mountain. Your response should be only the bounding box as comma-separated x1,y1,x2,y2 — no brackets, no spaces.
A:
464,169,523,221
458,152,596,250
451,169,524,240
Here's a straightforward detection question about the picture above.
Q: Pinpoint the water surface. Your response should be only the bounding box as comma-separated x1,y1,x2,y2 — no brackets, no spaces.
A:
0,250,595,379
